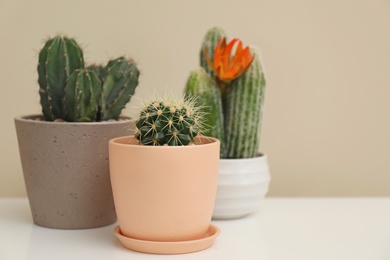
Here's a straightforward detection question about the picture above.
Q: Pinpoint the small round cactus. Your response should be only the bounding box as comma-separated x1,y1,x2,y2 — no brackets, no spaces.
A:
135,97,204,146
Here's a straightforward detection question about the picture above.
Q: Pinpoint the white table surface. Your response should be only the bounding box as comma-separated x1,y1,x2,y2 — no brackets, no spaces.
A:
1,198,389,260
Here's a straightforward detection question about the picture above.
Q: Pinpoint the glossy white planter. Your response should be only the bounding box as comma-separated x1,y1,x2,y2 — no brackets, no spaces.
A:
212,155,271,219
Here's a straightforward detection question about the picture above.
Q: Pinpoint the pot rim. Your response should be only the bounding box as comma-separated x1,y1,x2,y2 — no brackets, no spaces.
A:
109,135,220,149
14,114,131,126
219,154,267,162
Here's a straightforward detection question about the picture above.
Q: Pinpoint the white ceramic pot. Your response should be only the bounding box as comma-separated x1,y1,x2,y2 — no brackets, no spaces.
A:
212,155,271,219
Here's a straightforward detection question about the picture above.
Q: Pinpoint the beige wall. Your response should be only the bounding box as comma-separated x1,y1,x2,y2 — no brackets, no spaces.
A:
1,0,389,197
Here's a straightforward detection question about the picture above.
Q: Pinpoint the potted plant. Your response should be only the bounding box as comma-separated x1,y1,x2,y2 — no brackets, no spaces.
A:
109,96,221,254
14,34,140,229
185,27,271,219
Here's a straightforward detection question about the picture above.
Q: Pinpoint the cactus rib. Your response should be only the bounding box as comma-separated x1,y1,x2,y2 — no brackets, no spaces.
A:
63,69,101,122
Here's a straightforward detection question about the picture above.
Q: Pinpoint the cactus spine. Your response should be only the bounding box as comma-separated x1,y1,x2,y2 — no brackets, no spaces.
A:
100,57,140,121
37,35,140,122
185,67,226,157
63,69,101,122
225,49,266,158
37,35,84,121
185,27,266,158
135,97,204,146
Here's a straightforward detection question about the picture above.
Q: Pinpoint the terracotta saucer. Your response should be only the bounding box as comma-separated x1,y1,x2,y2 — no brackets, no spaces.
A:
114,224,220,254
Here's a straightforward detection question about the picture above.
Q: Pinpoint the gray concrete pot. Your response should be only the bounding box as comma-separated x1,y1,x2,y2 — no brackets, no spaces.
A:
14,114,134,229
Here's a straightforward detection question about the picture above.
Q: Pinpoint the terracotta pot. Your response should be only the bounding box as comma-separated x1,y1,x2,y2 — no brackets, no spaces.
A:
109,136,220,242
14,114,134,229
212,155,271,219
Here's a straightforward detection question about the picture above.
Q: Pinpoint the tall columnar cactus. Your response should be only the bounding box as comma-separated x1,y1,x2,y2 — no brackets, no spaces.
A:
63,69,102,122
224,49,266,158
185,27,266,159
185,67,226,157
37,35,84,121
135,97,204,146
37,35,140,122
199,27,227,79
100,57,140,121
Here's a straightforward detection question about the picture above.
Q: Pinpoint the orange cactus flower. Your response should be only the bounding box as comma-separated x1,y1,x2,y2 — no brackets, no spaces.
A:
205,37,254,82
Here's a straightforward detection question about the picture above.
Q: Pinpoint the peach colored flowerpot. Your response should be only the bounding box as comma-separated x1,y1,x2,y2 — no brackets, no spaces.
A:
109,136,220,242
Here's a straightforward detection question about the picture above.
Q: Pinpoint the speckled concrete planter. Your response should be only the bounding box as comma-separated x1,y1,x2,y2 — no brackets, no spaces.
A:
14,114,134,229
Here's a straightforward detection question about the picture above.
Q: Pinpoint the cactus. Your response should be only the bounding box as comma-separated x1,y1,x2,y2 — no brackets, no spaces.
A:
87,64,106,82
185,27,266,158
63,69,102,122
199,27,227,80
37,35,84,121
100,57,140,121
185,67,226,157
224,49,266,158
135,97,204,146
36,35,140,122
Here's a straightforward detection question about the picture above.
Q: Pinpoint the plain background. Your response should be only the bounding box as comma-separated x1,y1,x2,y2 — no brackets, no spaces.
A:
1,0,389,197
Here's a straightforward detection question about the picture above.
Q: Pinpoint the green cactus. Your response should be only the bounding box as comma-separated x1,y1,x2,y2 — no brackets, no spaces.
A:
199,27,227,79
36,35,140,122
185,28,266,159
100,57,140,121
135,97,204,146
37,35,84,121
86,63,105,120
185,67,226,157
63,69,102,122
224,49,266,158
87,64,106,82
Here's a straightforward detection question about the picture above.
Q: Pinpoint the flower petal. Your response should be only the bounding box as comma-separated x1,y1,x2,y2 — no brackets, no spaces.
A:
208,37,254,82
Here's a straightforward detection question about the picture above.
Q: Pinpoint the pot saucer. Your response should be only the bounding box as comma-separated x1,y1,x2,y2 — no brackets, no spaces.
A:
114,224,220,254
